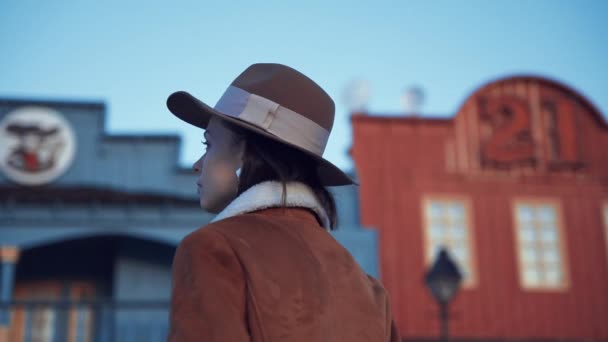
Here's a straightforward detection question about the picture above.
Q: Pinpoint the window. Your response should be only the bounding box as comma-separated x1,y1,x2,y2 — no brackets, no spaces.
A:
70,282,95,342
423,197,476,286
513,200,568,290
28,306,55,342
73,308,92,342
12,281,95,342
21,290,58,342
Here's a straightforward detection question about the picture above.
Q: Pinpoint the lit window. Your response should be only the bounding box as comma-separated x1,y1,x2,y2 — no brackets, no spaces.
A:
13,282,95,342
424,198,476,285
514,201,567,289
26,292,56,342
74,308,92,342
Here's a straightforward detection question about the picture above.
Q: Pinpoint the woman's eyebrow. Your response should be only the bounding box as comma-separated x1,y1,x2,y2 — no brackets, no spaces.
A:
203,131,211,140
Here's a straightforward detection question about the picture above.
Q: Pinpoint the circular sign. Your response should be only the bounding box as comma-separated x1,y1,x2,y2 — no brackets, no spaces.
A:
0,106,76,185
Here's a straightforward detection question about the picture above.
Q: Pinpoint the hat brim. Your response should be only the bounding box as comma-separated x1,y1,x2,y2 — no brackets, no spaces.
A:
167,91,358,186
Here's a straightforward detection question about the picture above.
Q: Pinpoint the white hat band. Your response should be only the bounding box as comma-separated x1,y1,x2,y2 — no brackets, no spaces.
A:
214,85,330,156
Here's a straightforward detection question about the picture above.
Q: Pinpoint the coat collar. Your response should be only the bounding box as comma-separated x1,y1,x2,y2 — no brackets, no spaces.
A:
211,180,331,230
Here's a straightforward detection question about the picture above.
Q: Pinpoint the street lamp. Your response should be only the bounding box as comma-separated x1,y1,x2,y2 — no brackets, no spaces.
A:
425,247,463,342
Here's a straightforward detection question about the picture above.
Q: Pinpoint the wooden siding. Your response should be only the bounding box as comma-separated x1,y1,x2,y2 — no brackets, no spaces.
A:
351,76,608,341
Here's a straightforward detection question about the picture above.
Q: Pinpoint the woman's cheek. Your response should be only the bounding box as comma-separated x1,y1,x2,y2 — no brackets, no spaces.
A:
211,160,238,192
199,157,236,205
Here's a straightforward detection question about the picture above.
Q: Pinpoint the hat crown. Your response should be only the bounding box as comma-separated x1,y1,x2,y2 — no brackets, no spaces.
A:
166,63,357,185
229,63,335,132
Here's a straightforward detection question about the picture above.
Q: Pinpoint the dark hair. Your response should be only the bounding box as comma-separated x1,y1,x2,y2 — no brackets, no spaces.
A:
226,122,338,230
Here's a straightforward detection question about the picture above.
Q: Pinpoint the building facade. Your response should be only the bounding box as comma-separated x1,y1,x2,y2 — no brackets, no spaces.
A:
351,76,608,341
0,98,379,342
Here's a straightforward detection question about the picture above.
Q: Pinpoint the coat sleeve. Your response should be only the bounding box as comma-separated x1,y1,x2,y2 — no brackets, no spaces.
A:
389,319,401,342
385,295,401,342
366,275,401,342
167,228,250,342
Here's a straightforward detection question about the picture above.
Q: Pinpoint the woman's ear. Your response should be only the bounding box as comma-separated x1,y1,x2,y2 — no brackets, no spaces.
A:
234,135,246,166
233,137,245,181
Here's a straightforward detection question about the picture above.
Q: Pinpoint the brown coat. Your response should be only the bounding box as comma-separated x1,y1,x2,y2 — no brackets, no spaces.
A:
168,207,400,341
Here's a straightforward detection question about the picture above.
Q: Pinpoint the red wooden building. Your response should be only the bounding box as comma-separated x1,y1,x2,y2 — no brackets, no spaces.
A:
351,76,608,341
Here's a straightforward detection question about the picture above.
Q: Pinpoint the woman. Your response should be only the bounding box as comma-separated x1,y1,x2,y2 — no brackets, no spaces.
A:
166,63,400,341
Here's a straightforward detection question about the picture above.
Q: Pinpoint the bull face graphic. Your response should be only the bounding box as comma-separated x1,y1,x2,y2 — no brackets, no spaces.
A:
6,123,64,173
0,106,76,186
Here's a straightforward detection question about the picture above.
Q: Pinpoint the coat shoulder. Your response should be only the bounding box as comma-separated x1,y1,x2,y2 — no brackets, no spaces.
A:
184,214,254,242
366,275,399,340
175,217,256,267
177,214,267,258
366,275,388,295
169,218,249,341
196,211,286,240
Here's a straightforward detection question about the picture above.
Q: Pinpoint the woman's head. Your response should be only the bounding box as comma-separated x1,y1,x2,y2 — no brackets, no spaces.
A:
192,116,337,229
193,117,245,213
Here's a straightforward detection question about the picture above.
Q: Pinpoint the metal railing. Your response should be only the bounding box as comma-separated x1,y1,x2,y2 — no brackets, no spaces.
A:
0,299,169,342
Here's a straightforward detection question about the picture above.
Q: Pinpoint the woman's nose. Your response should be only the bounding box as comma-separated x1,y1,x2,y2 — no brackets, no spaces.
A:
192,156,202,172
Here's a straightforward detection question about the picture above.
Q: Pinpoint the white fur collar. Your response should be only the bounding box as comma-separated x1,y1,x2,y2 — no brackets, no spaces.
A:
211,180,331,230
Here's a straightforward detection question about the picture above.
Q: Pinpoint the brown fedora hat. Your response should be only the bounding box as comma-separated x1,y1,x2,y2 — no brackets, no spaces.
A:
167,63,357,186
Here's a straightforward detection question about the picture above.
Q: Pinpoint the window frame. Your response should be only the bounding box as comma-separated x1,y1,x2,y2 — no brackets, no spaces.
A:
11,281,96,342
421,194,478,288
68,282,95,342
11,281,62,342
511,197,570,292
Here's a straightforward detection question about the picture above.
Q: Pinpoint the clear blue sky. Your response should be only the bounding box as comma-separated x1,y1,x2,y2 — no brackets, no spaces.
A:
1,0,606,171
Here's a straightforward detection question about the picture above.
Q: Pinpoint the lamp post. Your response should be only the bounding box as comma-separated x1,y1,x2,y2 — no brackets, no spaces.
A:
425,247,463,342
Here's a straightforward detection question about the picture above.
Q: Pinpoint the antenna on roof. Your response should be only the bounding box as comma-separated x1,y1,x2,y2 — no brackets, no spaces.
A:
342,79,371,114
401,86,425,116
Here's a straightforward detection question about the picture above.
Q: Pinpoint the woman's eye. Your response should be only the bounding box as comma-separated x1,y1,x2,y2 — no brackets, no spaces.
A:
201,140,209,147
